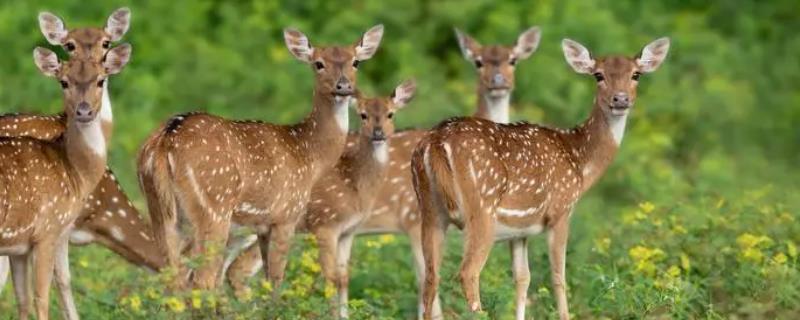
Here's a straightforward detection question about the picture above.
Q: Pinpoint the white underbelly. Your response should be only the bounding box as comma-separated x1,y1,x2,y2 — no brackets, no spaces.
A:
494,222,544,241
0,244,30,255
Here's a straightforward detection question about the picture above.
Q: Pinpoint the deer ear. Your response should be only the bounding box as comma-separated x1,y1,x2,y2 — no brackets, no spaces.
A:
391,79,416,109
355,24,384,61
284,28,314,63
105,7,131,42
561,38,595,74
38,12,68,45
103,43,132,75
454,28,481,61
512,26,542,61
33,47,60,77
637,37,670,73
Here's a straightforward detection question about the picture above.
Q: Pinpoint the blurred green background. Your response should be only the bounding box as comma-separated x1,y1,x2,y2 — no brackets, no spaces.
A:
1,0,798,319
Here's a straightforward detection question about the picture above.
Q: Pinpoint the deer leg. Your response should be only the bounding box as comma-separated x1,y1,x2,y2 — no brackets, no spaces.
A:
266,223,296,293
9,254,30,319
0,256,8,295
191,218,231,290
459,204,495,313
141,178,184,290
510,238,531,320
336,232,355,318
418,187,448,320
548,216,571,320
53,238,79,320
409,225,441,320
226,241,262,299
32,240,58,320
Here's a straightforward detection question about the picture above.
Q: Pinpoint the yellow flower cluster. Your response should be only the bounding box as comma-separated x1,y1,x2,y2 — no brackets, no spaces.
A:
164,296,185,313
629,245,665,277
735,233,773,263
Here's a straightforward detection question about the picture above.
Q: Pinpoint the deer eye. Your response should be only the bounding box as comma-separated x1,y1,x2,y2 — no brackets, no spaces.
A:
59,80,69,89
352,60,360,68
593,72,605,82
474,60,483,68
314,61,325,70
97,79,105,87
102,41,110,49
632,72,641,81
387,112,394,119
65,43,76,52
360,113,367,120
509,58,517,66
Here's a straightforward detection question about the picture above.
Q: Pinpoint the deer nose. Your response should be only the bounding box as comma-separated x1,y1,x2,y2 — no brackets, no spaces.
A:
75,102,94,122
612,92,630,106
491,73,506,87
372,127,386,140
335,77,353,95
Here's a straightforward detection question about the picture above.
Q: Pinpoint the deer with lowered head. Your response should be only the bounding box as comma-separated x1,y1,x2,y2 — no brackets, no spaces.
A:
137,25,385,290
223,27,542,319
0,44,131,320
411,37,670,319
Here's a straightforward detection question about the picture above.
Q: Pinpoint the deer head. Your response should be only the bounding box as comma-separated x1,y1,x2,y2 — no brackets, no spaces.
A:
33,44,131,124
38,7,130,61
284,25,384,99
455,27,541,100
562,37,670,117
356,79,416,144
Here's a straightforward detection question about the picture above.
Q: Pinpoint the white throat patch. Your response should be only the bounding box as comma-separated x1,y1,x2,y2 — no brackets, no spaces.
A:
484,94,510,123
333,96,351,132
78,119,106,157
372,141,388,164
606,112,628,146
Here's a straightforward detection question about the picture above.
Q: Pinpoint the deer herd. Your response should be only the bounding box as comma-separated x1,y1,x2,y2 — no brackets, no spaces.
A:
0,7,670,320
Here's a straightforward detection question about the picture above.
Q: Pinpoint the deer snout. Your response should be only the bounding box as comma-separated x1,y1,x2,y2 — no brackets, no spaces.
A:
371,127,386,141
491,73,506,87
611,92,631,108
75,102,95,123
334,77,354,96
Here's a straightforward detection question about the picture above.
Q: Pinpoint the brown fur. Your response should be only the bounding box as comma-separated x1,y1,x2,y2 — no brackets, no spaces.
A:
413,38,669,320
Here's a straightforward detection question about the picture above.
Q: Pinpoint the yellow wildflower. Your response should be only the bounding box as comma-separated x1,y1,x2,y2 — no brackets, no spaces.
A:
680,253,691,271
639,201,655,214
772,253,788,265
128,295,142,312
594,237,611,255
736,233,773,249
666,265,681,278
672,225,688,234
629,246,665,262
740,247,764,263
787,241,798,258
260,280,273,293
323,281,337,299
191,290,202,309
379,234,396,244
145,287,161,300
300,251,321,273
78,258,89,268
165,297,185,313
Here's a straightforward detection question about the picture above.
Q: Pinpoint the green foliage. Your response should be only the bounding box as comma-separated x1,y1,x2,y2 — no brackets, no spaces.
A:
0,0,798,318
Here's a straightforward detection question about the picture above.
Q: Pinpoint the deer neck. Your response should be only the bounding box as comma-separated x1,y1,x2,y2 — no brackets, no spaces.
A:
63,108,110,194
563,104,629,190
345,138,389,205
296,90,350,171
474,88,511,123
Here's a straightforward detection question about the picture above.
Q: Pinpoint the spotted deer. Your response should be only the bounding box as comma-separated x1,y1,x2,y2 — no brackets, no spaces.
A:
223,27,541,318
137,25,385,290
298,80,415,318
0,45,131,320
411,37,670,319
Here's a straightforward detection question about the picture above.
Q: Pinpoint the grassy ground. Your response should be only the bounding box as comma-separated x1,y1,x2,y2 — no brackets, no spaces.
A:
2,161,797,319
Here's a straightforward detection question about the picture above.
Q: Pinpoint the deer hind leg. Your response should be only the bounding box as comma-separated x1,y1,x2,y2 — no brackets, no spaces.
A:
32,240,58,320
510,238,531,320
336,232,355,318
458,196,496,313
53,238,79,320
408,225,442,320
548,214,571,320
141,178,183,290
190,217,232,290
414,157,449,320
9,254,30,319
260,222,296,294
